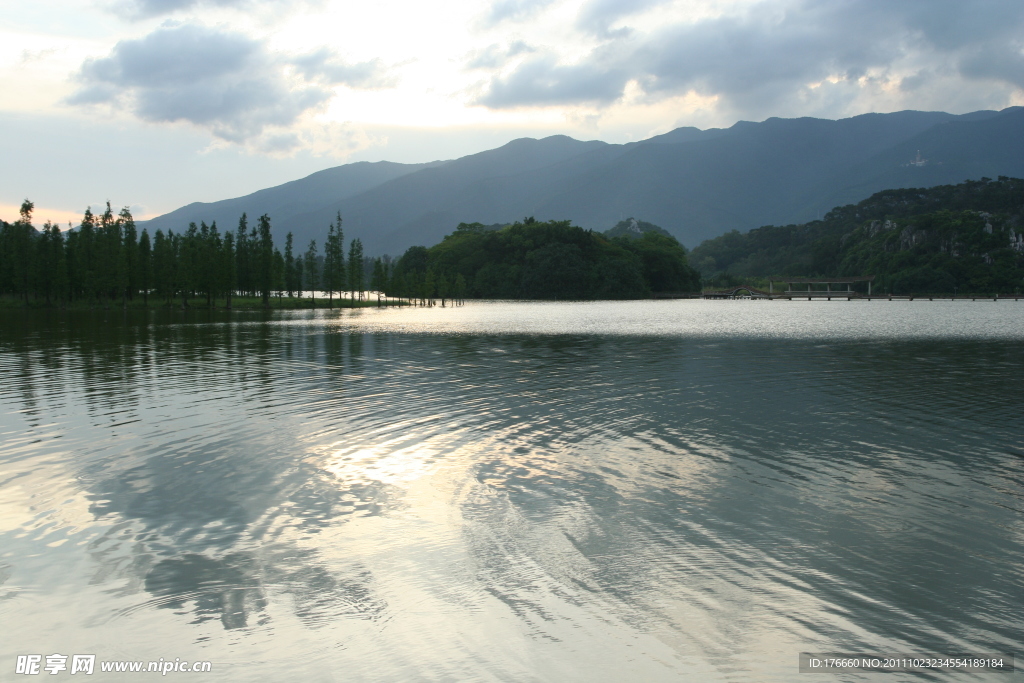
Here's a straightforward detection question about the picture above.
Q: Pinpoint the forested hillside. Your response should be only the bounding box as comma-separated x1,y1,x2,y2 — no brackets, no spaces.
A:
690,177,1024,293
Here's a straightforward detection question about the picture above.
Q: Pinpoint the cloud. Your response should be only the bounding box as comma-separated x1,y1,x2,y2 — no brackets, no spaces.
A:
574,0,669,37
480,0,556,26
210,120,384,158
478,52,628,107
465,41,535,70
291,48,395,88
68,24,393,148
475,0,1024,116
113,0,295,20
19,48,59,65
958,43,1024,90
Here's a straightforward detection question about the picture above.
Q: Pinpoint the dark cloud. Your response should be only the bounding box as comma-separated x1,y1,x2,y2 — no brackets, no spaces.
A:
477,0,1024,113
481,0,556,26
479,53,628,107
958,43,1024,90
68,24,391,147
80,24,260,88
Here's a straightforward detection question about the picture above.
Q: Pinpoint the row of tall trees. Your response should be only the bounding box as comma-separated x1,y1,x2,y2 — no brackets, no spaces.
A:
0,202,379,307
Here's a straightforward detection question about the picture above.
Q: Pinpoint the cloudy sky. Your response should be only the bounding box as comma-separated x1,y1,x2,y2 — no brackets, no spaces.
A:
3,0,1023,223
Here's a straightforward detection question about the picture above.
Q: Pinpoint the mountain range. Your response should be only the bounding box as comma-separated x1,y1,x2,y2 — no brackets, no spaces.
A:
142,107,1024,254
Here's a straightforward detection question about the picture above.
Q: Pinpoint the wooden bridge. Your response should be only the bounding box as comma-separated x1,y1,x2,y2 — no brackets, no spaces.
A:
701,286,774,299
768,277,874,299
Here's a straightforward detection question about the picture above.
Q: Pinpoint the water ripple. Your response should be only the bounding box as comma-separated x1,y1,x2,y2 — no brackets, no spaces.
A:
1,304,1022,680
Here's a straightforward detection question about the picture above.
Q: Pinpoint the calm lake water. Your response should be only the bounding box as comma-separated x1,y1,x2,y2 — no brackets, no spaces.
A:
2,300,1023,681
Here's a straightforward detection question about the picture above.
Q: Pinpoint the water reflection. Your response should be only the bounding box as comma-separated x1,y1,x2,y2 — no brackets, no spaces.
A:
144,553,268,630
1,303,1023,681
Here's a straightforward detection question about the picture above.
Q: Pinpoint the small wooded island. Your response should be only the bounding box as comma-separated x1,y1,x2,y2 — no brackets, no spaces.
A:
390,218,700,301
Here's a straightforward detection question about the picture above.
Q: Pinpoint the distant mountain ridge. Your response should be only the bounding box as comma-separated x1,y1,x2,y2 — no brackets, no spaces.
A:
141,107,1024,254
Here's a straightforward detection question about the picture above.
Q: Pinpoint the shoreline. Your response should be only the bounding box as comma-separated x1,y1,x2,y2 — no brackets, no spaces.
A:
0,295,409,311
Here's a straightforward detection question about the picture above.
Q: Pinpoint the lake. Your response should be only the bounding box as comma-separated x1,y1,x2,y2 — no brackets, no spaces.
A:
1,300,1022,681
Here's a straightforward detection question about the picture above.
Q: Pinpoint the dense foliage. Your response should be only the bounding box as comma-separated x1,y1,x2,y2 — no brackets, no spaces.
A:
1,203,698,307
690,176,1024,294
388,218,700,300
0,202,376,307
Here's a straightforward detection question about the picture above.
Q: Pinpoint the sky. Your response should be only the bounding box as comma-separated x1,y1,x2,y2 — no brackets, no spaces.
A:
2,0,1023,224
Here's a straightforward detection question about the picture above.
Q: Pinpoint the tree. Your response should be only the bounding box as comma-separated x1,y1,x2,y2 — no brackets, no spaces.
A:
423,268,435,306
153,229,174,303
79,208,100,302
454,273,467,305
334,212,345,301
36,221,65,305
222,231,236,309
370,257,386,305
322,214,345,307
304,240,319,307
120,206,138,301
96,201,125,306
198,221,217,306
257,214,273,308
207,222,223,305
347,238,364,300
273,248,285,301
437,271,451,306
63,224,79,301
235,214,250,297
178,223,199,307
284,232,296,298
322,224,336,306
295,256,304,300
249,221,260,296
12,200,34,302
138,229,152,305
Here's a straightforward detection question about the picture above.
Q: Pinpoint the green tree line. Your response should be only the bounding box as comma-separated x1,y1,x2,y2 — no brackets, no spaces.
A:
2,205,700,307
0,202,380,307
